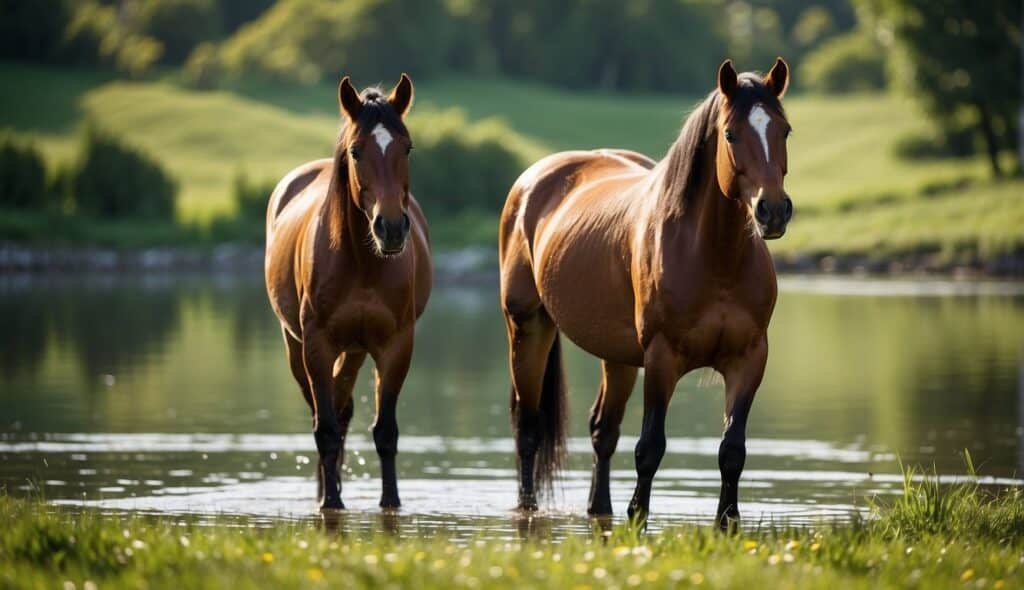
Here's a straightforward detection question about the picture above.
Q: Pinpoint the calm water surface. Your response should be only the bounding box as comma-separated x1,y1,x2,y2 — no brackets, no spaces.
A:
1,273,1022,537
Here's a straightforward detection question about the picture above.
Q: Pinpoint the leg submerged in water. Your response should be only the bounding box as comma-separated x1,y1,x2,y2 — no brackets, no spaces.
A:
588,361,637,516
505,307,567,510
716,341,767,531
371,330,413,509
627,337,680,524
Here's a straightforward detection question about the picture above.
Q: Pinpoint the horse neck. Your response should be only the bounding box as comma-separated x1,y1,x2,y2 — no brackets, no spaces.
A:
654,146,758,279
321,161,380,271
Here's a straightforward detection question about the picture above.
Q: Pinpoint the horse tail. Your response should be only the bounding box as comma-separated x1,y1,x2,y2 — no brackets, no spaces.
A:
534,334,568,494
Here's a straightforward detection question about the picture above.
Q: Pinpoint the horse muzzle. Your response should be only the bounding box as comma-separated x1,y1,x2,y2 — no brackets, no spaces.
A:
371,213,411,255
754,196,793,240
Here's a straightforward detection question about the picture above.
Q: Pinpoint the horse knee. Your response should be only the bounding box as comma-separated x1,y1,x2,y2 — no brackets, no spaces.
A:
372,421,399,457
718,434,746,484
590,420,620,461
634,433,666,479
313,418,342,455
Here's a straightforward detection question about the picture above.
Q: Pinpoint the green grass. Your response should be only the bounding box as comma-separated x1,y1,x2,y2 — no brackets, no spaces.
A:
0,61,1020,260
2,468,1022,589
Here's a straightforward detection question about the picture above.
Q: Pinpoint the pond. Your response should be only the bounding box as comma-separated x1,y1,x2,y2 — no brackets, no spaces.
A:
1,273,1022,538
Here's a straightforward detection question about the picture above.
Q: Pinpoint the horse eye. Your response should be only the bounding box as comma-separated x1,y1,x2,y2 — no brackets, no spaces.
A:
349,147,361,161
724,129,737,144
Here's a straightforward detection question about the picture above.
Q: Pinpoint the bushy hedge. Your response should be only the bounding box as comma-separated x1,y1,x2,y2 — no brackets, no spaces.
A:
799,30,887,93
135,0,223,64
0,133,50,211
408,110,536,215
219,0,454,85
69,122,178,219
60,1,164,78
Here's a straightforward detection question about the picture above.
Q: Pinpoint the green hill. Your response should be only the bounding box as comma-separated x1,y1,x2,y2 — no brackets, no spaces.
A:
1,62,1020,263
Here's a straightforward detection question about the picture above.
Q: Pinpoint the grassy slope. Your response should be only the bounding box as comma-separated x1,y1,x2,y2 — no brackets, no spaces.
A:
1,62,1020,258
2,474,1022,589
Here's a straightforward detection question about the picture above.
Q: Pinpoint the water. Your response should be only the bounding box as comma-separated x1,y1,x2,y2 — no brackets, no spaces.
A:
1,273,1022,537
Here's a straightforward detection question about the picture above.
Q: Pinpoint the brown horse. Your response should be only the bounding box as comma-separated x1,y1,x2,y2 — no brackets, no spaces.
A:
265,74,431,510
499,59,793,527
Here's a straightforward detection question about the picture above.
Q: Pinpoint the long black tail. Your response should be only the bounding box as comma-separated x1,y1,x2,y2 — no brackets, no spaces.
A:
532,335,568,496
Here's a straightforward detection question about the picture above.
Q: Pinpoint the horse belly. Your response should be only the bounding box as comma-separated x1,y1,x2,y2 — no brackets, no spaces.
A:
537,244,643,366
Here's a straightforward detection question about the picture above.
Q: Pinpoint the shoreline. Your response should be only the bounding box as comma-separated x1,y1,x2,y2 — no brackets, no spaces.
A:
2,241,1023,281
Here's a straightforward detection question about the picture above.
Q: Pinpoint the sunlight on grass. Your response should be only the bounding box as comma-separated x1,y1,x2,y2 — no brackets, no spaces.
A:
1,461,1021,589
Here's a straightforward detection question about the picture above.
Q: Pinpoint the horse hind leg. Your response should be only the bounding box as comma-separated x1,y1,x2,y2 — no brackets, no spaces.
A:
587,361,637,516
504,303,564,510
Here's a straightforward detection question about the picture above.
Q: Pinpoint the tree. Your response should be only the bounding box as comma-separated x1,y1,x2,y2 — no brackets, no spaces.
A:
865,0,1021,176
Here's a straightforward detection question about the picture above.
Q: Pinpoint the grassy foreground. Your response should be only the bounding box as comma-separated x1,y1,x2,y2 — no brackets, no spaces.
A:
2,471,1022,589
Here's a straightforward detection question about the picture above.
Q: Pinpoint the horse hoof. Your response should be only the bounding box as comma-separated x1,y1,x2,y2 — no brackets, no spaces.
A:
587,504,613,517
716,512,740,533
517,496,539,511
626,503,648,526
320,497,345,510
379,496,401,510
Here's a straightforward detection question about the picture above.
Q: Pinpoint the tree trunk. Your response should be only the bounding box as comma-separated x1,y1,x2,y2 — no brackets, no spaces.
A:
978,102,1003,177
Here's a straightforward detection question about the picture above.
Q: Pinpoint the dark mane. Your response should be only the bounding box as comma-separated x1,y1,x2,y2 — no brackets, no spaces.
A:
659,73,785,210
325,86,410,249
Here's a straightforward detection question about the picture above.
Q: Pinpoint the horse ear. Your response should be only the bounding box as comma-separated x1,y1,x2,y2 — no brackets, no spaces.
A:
388,73,414,117
718,59,738,99
338,76,362,120
765,57,789,98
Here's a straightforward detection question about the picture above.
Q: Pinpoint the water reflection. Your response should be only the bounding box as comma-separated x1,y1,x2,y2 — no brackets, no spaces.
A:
0,273,1022,537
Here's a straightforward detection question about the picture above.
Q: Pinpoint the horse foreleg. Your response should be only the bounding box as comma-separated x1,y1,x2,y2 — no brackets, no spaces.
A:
332,352,366,489
627,336,681,524
301,322,344,510
371,329,413,509
716,340,768,532
587,361,637,516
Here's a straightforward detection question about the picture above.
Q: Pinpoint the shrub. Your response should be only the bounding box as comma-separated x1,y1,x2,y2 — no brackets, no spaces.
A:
208,171,273,243
134,0,223,64
0,132,50,211
69,122,178,219
407,110,537,215
60,1,164,78
218,0,454,85
0,0,70,61
183,42,223,89
799,30,887,93
893,127,978,160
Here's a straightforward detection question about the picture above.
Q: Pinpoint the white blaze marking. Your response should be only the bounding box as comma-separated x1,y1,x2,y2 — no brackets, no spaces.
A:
371,123,393,154
748,104,771,163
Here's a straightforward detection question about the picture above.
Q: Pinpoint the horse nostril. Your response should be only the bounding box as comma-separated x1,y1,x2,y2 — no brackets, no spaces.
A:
372,215,387,238
755,199,771,223
400,213,411,234
782,197,793,222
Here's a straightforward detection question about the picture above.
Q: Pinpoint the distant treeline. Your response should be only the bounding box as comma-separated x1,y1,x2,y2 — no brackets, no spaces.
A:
1,0,867,93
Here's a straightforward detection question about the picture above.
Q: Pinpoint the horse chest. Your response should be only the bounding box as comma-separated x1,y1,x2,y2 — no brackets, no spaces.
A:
666,294,766,366
322,293,401,351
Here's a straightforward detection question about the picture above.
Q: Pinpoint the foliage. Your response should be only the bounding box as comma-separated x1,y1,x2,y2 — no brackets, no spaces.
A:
799,29,887,93
60,1,164,78
208,170,274,243
133,0,223,64
0,132,51,211
217,0,276,34
68,121,178,219
408,109,535,215
861,0,1021,176
0,0,70,61
1,468,1022,589
183,41,223,89
218,0,455,85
